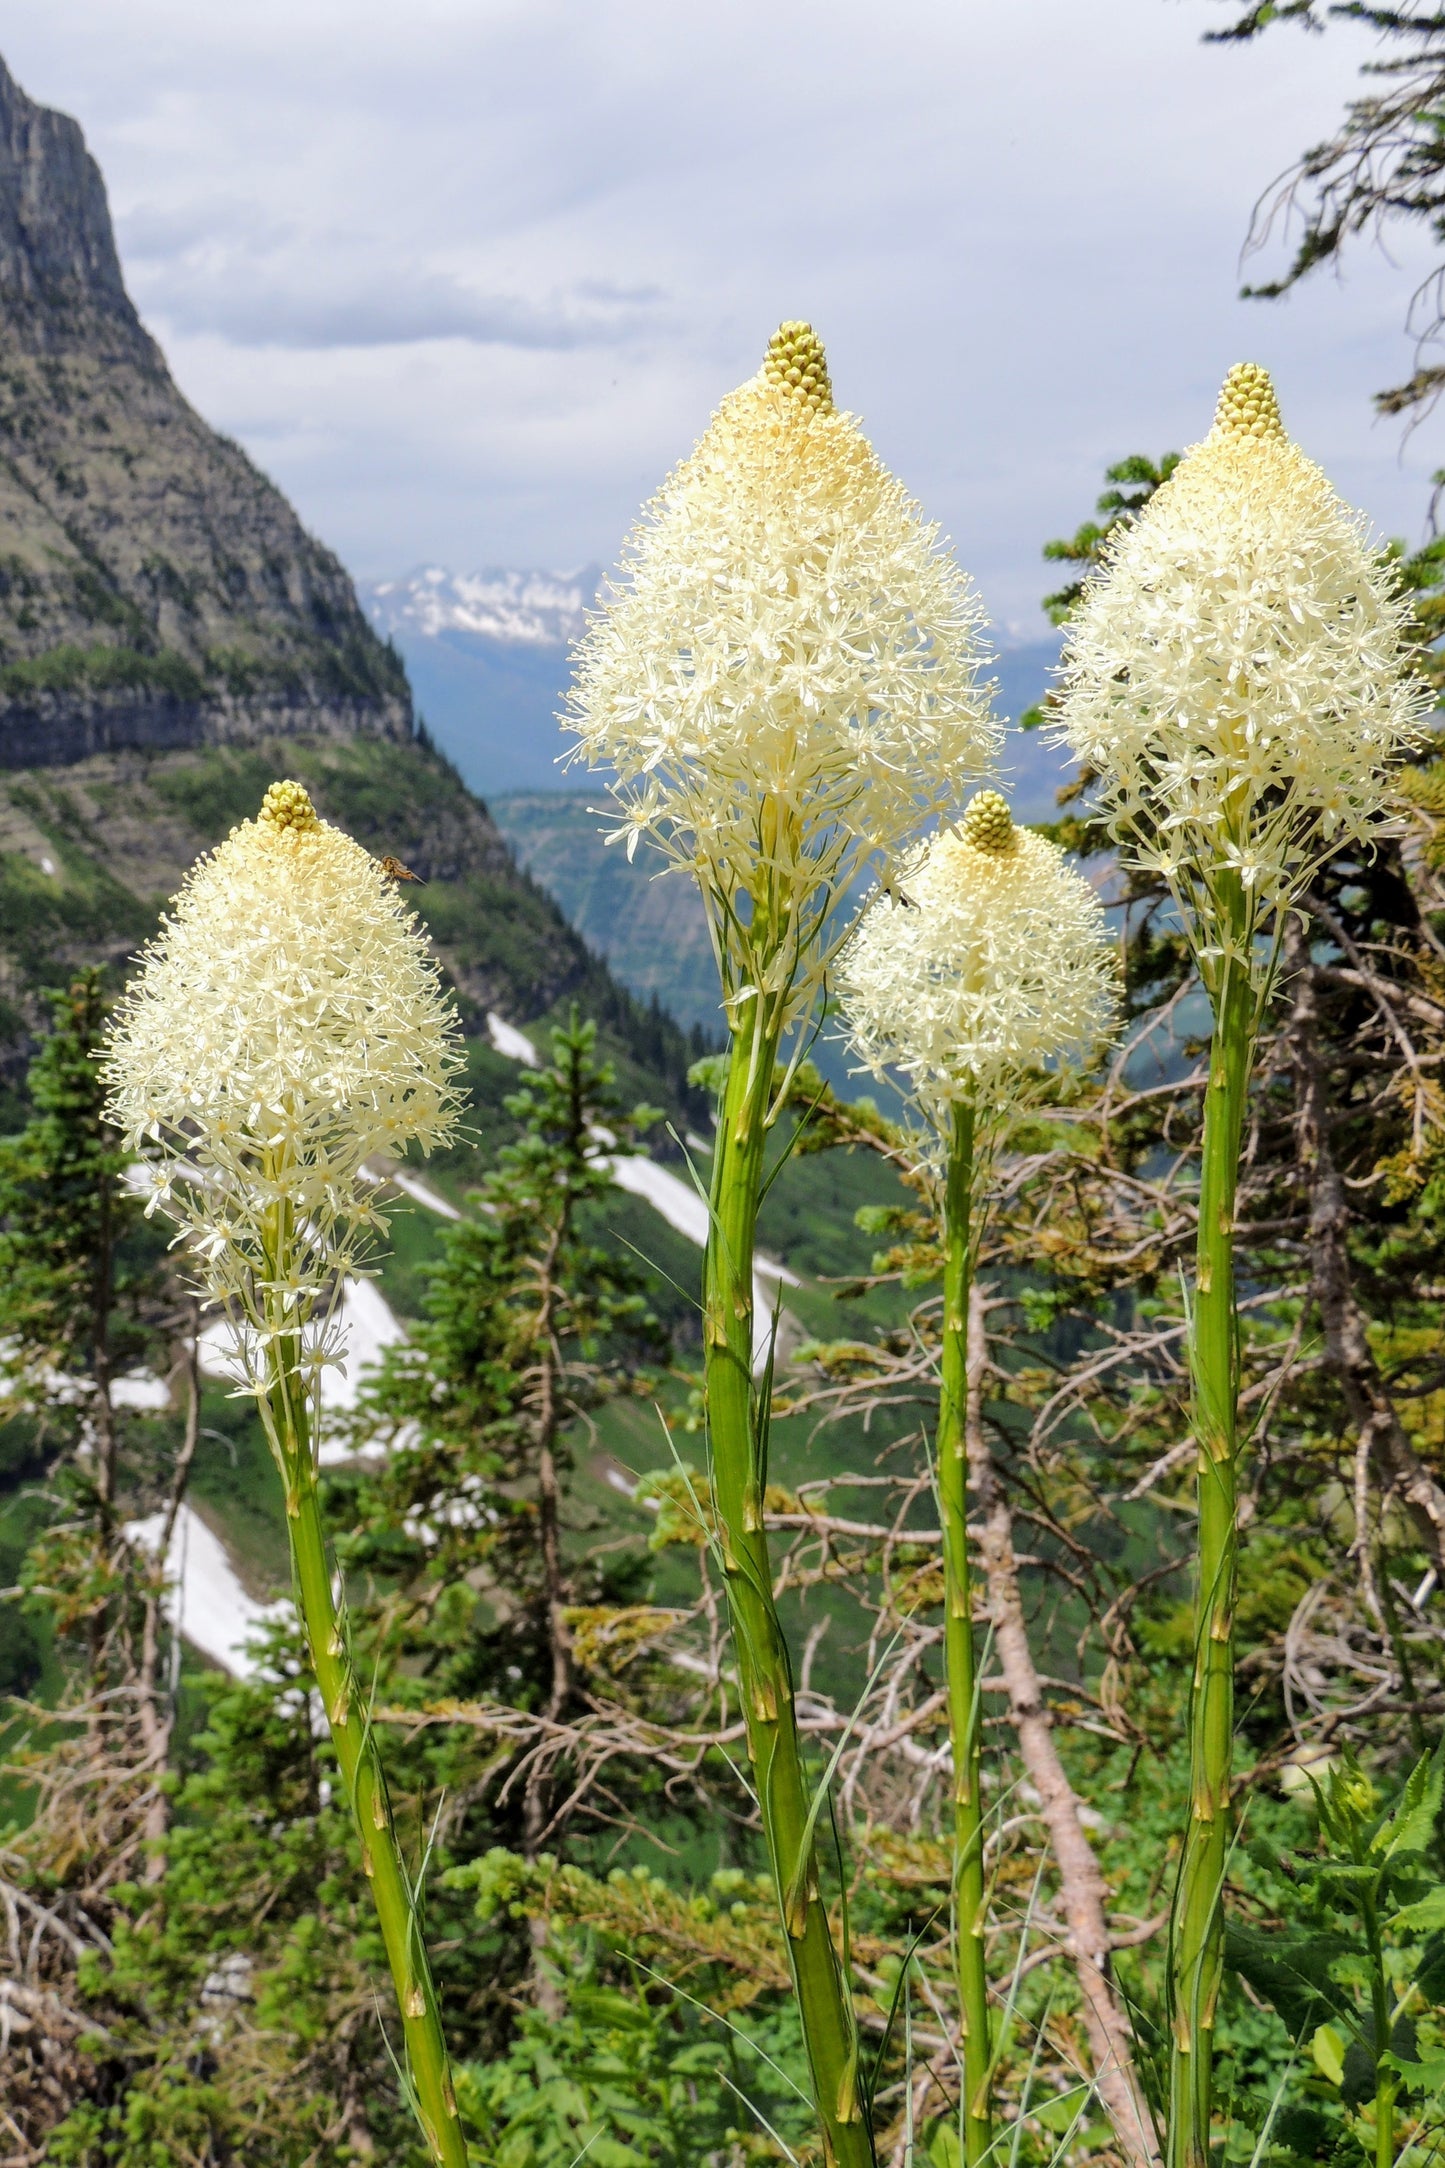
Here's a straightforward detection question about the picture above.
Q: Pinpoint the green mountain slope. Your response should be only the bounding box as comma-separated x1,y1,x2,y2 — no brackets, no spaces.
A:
493,788,722,1033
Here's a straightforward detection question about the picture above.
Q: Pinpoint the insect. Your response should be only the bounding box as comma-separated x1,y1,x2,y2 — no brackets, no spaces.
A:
378,855,426,885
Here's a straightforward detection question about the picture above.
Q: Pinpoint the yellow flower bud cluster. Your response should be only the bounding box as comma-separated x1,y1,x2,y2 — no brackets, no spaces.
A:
104,783,464,1389
258,777,322,835
1053,365,1428,979
1212,362,1284,444
838,796,1116,1127
567,325,999,1026
960,788,1016,855
762,320,833,413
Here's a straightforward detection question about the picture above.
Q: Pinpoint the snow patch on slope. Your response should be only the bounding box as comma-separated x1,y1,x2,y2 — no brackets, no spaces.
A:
487,1012,541,1066
603,1149,798,1367
387,1166,462,1221
125,1506,287,1679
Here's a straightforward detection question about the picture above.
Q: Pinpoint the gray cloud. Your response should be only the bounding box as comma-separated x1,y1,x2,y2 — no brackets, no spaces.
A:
132,265,666,351
117,199,669,350
117,198,296,257
3,0,1435,630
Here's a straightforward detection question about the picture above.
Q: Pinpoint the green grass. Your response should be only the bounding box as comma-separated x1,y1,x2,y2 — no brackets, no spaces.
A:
0,642,206,700
0,846,153,987
147,744,284,835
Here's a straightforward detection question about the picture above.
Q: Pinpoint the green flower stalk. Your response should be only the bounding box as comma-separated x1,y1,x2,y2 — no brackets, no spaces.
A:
839,791,1115,2167
103,780,469,2168
569,323,999,2167
1053,365,1427,2168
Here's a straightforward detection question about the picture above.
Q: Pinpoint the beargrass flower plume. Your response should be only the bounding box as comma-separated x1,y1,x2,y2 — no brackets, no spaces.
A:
838,792,1120,2168
1053,361,1429,990
563,324,999,2168
1055,366,1428,2168
838,787,1116,1132
566,320,1001,1029
102,779,470,2168
103,778,464,1384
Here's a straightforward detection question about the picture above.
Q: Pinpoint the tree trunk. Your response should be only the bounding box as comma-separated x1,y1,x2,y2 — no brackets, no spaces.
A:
522,1223,572,2020
966,1287,1161,2168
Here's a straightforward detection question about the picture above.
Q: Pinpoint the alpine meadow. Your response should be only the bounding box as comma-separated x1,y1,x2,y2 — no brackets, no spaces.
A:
6,15,1445,2168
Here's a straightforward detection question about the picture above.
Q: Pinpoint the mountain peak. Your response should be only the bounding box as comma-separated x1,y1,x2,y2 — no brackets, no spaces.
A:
0,56,141,338
362,565,603,648
0,53,411,767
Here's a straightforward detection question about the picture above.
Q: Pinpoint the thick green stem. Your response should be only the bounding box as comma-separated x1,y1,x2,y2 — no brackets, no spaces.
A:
1168,933,1255,2168
263,1217,468,2168
1361,1887,1397,2168
937,1105,991,2167
705,1002,874,2168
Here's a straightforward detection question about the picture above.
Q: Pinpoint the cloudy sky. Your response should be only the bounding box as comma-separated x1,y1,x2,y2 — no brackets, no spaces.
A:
5,1,1438,633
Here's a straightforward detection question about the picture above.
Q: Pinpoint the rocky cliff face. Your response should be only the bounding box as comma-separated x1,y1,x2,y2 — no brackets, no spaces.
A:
0,56,410,768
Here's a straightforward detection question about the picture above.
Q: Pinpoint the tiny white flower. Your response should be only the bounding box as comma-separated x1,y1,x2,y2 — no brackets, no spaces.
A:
1052,362,1430,982
837,790,1117,1132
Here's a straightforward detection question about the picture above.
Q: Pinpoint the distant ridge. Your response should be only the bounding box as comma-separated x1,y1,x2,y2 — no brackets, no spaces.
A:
0,54,410,768
358,566,595,795
364,564,602,647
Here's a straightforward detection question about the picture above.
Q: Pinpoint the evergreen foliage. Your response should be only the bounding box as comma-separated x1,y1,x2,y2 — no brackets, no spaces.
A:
4,485,1445,2166
1207,2,1445,427
0,970,171,1685
0,970,142,1401
1038,454,1182,627
336,1010,670,1853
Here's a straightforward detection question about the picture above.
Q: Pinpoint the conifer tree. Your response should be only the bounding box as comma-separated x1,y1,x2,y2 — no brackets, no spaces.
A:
0,970,175,1698
0,972,140,1516
340,1012,668,1996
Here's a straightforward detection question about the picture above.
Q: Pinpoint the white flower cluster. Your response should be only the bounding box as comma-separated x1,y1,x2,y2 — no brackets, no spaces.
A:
1052,363,1429,977
566,322,1000,1022
104,781,464,1385
837,791,1116,1129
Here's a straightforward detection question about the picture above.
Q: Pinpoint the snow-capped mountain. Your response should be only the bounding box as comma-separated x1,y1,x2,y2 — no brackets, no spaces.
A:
355,560,1067,810
352,566,603,795
361,565,602,649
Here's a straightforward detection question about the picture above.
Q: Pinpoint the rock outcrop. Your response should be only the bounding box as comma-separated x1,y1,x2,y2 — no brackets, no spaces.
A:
0,56,410,768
